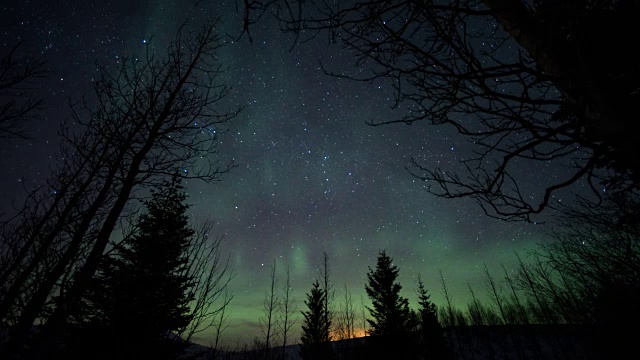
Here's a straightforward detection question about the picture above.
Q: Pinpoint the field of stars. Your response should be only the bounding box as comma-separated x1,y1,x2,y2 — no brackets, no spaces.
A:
0,0,552,346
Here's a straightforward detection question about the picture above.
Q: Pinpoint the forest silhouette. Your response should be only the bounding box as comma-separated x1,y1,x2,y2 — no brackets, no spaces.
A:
1,1,639,359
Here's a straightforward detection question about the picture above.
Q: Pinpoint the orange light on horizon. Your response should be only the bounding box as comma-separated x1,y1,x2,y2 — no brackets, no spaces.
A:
332,327,368,340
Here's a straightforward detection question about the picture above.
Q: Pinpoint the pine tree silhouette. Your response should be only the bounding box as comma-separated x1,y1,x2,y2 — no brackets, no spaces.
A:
79,176,196,360
417,276,453,360
300,280,332,360
365,250,417,358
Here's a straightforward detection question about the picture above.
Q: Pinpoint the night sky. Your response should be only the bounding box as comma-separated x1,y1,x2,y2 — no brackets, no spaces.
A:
1,0,559,346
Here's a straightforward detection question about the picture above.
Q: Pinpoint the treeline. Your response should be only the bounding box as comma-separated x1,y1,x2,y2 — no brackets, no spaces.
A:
2,4,640,360
236,192,640,360
290,250,453,360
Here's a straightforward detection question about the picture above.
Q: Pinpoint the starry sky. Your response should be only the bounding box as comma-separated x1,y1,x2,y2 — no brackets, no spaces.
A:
0,0,563,347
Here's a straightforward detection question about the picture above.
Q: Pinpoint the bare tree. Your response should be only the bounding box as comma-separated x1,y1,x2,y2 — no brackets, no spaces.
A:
360,294,367,337
210,288,233,360
513,192,640,357
483,265,527,360
260,258,279,357
439,271,456,329
244,0,640,221
540,193,640,308
514,254,564,325
484,265,508,325
0,19,240,358
319,252,334,342
440,270,469,359
466,284,487,326
278,262,296,360
501,264,530,325
0,42,46,140
333,283,357,359
335,284,356,340
178,220,234,343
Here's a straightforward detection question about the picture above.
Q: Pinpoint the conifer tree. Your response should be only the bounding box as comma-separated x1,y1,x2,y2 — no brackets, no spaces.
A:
83,176,196,359
300,280,332,360
365,250,411,336
416,276,452,360
365,250,417,358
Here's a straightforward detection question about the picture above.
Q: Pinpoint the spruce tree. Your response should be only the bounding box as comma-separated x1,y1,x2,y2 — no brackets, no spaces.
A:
300,280,332,360
365,250,416,358
416,276,452,360
81,176,196,359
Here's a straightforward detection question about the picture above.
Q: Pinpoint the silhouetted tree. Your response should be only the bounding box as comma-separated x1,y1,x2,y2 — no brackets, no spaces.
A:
80,177,195,360
243,0,640,222
70,178,233,360
278,262,296,360
438,271,474,360
501,264,531,326
514,192,640,358
210,288,232,360
333,284,357,359
336,284,356,341
0,42,46,140
319,252,334,345
359,294,368,338
178,221,234,344
416,276,452,360
259,259,279,358
365,250,417,358
0,19,239,358
300,280,332,360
